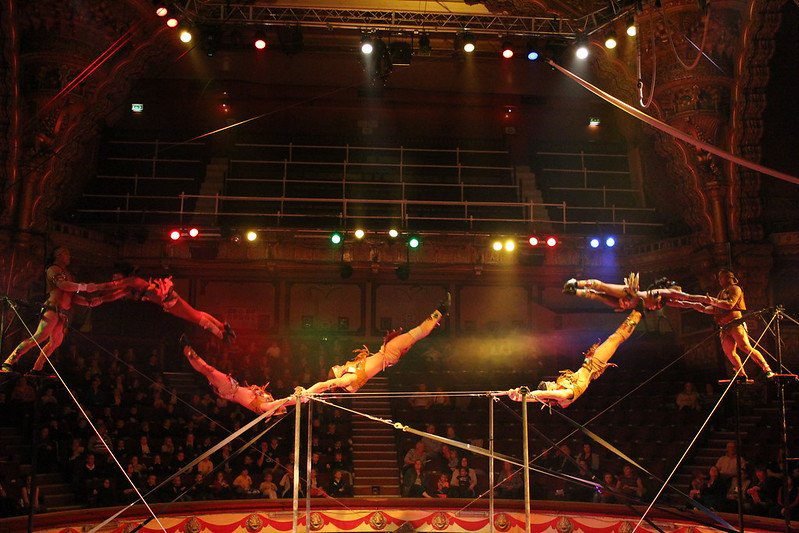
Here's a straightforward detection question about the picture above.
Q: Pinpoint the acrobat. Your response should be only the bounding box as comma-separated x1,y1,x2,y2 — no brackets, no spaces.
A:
181,294,450,415
562,273,692,311
667,270,773,379
91,263,235,343
507,310,641,408
1,247,130,375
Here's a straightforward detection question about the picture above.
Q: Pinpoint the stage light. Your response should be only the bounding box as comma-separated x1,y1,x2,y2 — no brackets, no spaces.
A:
546,237,557,247
354,229,366,239
330,232,343,245
408,236,421,249
254,32,267,50
590,238,600,248
166,17,178,28
606,237,616,247
528,236,539,246
180,29,192,43
246,230,258,242
155,3,168,17
492,240,503,251
388,229,399,238
501,42,514,59
461,33,476,53
589,117,601,127
169,230,181,241
504,239,516,252
626,18,637,37
575,43,589,60
188,228,199,238
131,103,143,113
604,33,618,49
527,50,540,61
361,35,374,55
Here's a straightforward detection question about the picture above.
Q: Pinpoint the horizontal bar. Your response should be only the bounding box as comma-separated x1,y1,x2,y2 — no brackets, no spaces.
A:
541,168,630,175
106,157,203,164
235,143,509,155
226,178,517,189
535,151,628,157
108,140,205,146
549,187,637,193
96,175,196,182
229,159,513,171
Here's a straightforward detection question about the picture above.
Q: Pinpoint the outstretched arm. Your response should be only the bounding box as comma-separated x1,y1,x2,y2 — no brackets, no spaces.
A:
665,299,717,315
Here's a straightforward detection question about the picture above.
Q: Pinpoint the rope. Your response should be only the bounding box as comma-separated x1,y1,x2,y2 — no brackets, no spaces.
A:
636,17,657,109
6,302,167,533
659,4,711,71
546,60,799,186
633,311,778,531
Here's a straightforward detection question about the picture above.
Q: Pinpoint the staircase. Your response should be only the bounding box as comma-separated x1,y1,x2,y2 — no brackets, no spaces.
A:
349,376,401,497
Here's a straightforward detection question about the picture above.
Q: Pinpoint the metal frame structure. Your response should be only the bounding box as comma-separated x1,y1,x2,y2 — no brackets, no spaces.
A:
173,1,633,38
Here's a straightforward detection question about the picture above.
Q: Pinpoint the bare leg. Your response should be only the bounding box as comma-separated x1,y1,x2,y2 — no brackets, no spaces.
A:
573,288,624,309
728,324,772,374
170,299,234,342
2,312,58,370
720,334,746,378
575,280,630,299
31,324,66,371
592,310,641,364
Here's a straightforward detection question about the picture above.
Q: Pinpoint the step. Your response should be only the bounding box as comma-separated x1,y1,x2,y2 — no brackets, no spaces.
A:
35,473,66,485
39,483,73,494
353,428,395,435
352,459,400,465
355,476,399,485
45,492,76,507
351,435,394,442
353,443,395,449
354,486,401,496
354,467,399,476
353,453,396,461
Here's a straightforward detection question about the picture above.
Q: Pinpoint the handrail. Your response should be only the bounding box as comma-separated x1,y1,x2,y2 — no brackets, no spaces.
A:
229,159,513,171
227,177,518,189
235,142,510,155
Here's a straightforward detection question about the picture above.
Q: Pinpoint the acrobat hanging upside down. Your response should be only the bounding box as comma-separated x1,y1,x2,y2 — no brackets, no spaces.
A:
507,310,641,408
182,293,451,416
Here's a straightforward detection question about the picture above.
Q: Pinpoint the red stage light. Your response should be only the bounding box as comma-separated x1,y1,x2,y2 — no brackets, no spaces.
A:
156,6,168,17
546,237,557,247
528,237,539,246
169,230,181,241
166,18,178,28
254,38,267,50
188,228,199,238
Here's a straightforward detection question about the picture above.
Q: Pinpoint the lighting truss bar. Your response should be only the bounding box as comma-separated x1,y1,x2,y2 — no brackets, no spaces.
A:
174,1,632,38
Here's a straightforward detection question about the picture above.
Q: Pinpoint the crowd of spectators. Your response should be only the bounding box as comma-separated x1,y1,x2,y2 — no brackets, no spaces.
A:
0,337,356,517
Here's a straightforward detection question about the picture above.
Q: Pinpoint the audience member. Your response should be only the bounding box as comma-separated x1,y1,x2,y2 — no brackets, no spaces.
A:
716,442,747,479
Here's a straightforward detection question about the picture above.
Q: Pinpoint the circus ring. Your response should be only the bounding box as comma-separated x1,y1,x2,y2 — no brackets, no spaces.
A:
0,498,789,533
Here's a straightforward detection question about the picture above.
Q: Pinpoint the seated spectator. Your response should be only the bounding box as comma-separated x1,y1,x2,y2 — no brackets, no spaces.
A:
596,473,620,504
309,469,328,498
279,467,304,498
431,386,451,410
746,466,777,516
618,464,645,499
408,384,433,410
700,466,726,511
573,459,596,502
495,461,522,499
403,441,428,471
197,456,214,477
724,469,751,513
233,468,254,495
453,466,476,498
444,425,461,444
424,473,450,498
166,476,189,502
327,469,351,497
149,454,167,477
688,471,706,501
776,476,799,520
259,473,278,499
192,473,210,501
716,442,747,479
676,382,701,411
438,444,459,476
137,435,152,459
93,478,116,507
402,460,426,497
209,471,231,499
577,443,600,472
422,424,442,456
20,475,44,513
160,436,175,456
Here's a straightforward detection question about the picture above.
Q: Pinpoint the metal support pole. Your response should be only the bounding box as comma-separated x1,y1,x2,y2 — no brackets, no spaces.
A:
27,378,41,533
489,395,495,533
774,309,791,533
734,384,744,533
521,389,531,533
292,389,302,533
306,400,314,533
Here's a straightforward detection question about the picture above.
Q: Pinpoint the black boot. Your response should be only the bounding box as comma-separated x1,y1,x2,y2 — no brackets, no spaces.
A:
223,323,237,344
562,278,578,295
437,292,451,316
179,334,191,348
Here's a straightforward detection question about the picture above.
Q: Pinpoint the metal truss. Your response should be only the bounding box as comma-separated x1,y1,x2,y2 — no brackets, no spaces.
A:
174,1,632,38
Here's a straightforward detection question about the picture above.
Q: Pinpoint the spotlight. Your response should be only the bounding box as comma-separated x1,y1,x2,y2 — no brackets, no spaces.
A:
166,17,178,28
528,236,539,246
575,41,589,60
155,3,168,17
188,228,199,238
246,230,258,242
589,117,601,127
626,18,637,37
254,31,267,50
388,229,399,238
527,49,540,61
492,240,503,252
418,34,431,55
408,236,421,249
360,35,374,55
501,41,514,59
546,237,558,247
354,229,366,239
604,33,618,49
606,237,616,247
169,230,181,241
461,33,476,53
330,232,343,245
504,239,516,252
590,238,600,248
180,29,192,43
